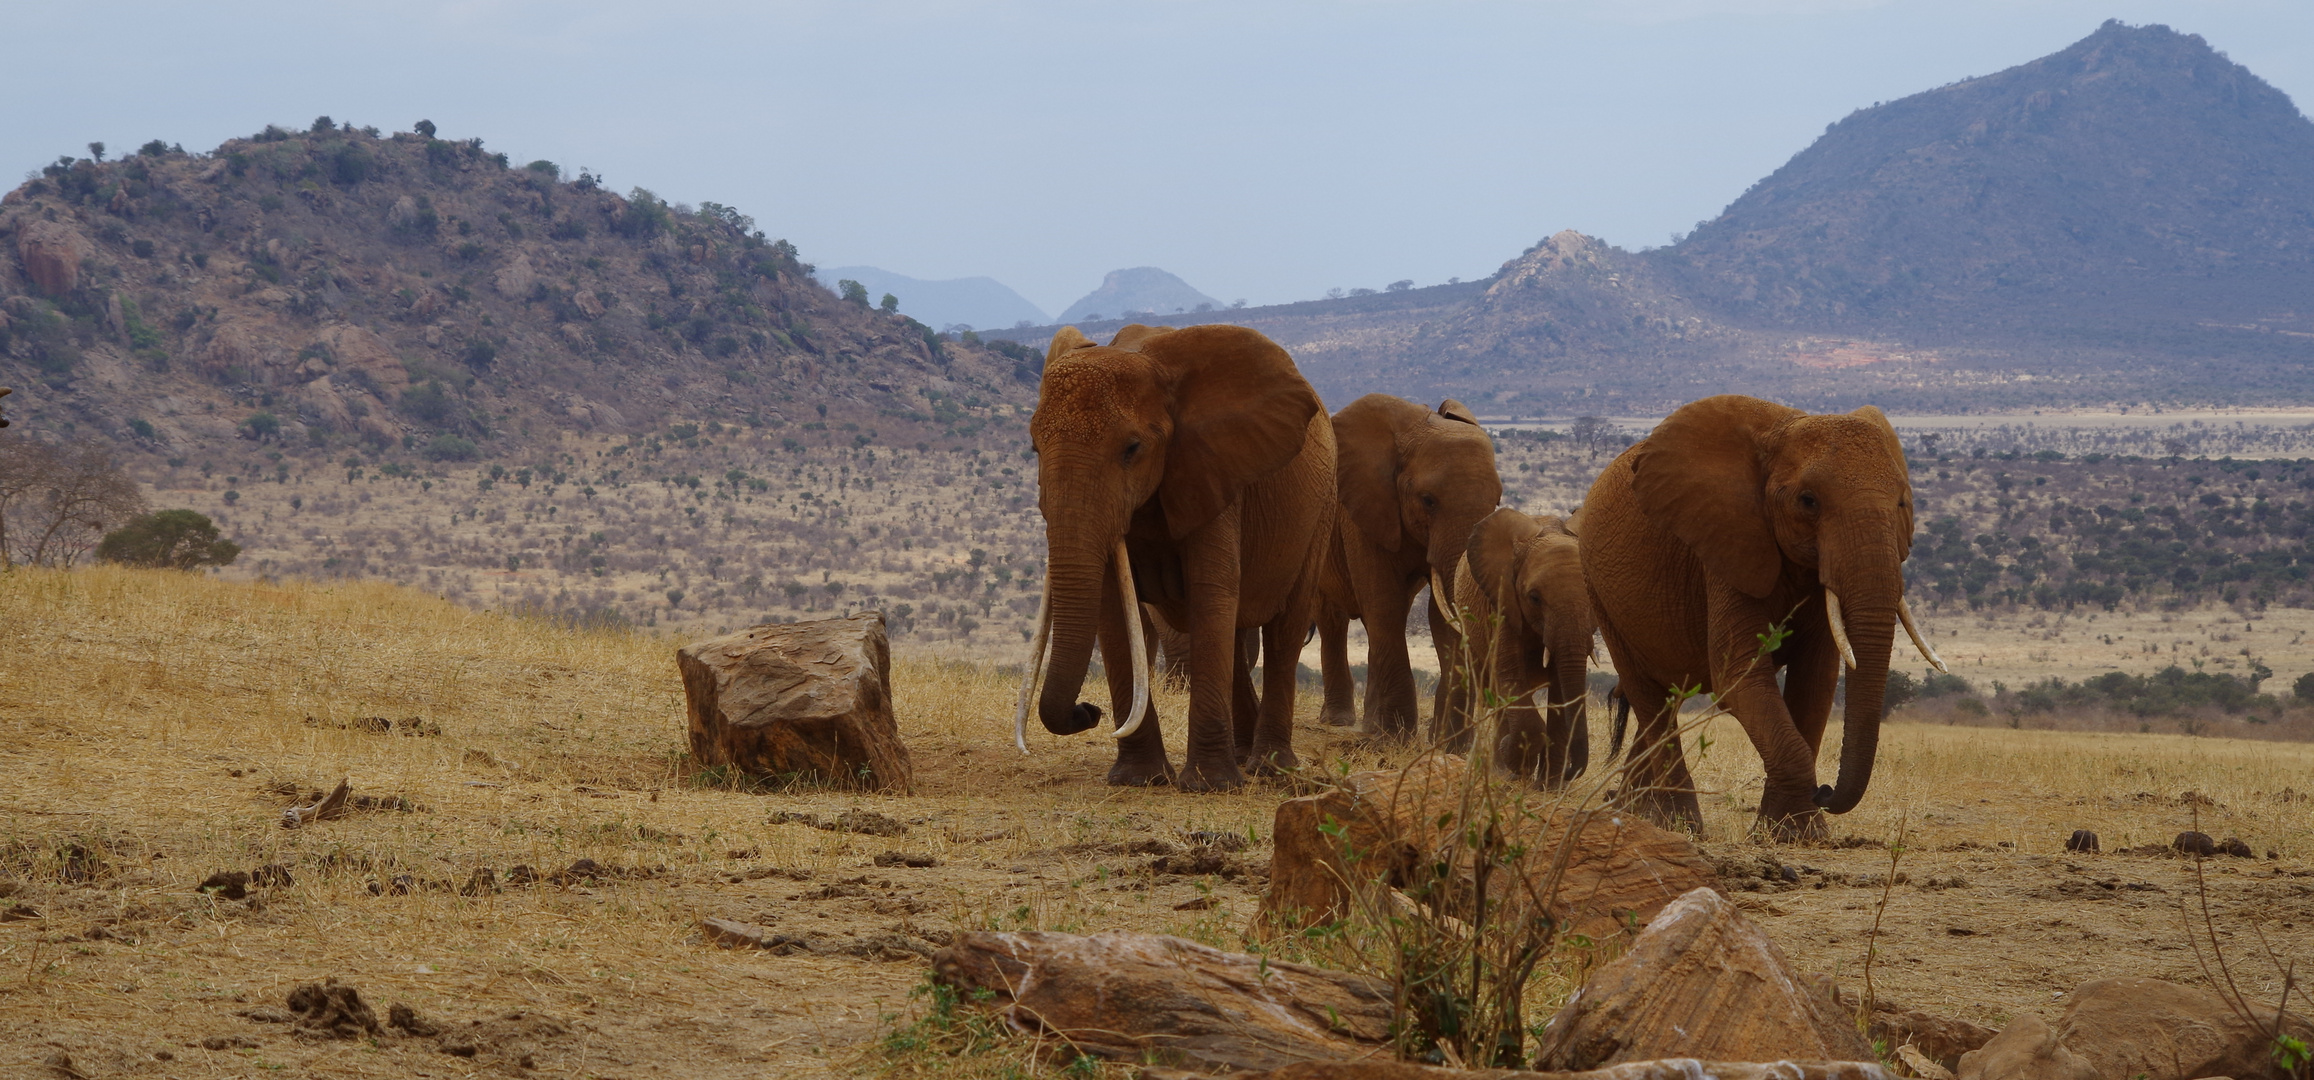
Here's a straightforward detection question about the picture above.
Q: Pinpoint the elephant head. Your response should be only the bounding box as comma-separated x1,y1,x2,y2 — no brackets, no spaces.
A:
1630,394,1939,816
1334,394,1502,589
1466,507,1593,783
1020,324,1321,740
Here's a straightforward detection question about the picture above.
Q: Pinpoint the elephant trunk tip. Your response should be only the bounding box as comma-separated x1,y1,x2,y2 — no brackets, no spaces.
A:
1041,700,1103,736
1814,782,1863,815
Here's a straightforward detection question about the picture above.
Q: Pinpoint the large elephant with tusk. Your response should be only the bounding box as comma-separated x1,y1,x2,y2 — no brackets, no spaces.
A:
1579,395,1946,838
1012,324,1336,791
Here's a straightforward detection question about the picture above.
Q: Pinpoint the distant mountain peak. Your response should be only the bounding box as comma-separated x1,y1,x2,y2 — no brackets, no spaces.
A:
1056,267,1221,325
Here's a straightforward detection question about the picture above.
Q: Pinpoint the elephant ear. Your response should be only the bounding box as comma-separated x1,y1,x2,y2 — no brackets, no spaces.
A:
1851,404,1915,557
1143,325,1322,538
1108,323,1174,351
1046,326,1096,366
1466,507,1544,610
1630,394,1804,599
1436,398,1480,426
1332,394,1431,552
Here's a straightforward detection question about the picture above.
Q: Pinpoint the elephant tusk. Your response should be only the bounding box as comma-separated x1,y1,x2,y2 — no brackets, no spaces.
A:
1825,589,1859,671
1898,594,1949,674
1013,573,1054,754
1110,539,1154,740
1431,570,1464,636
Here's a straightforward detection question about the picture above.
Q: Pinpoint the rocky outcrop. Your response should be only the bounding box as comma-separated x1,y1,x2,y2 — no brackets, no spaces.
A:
15,220,93,296
494,254,538,299
676,612,912,792
932,929,1394,1072
315,323,412,395
1534,887,1875,1069
1958,976,2312,1080
1259,754,1716,942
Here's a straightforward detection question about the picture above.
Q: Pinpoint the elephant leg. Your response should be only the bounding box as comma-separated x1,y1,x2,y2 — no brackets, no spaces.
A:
1428,589,1476,752
1720,670,1825,840
1780,610,1841,758
1177,510,1247,792
1356,576,1420,738
1494,697,1545,784
1231,627,1261,759
1316,600,1358,727
1246,590,1313,775
1615,673,1704,835
1538,694,1576,790
1102,579,1172,786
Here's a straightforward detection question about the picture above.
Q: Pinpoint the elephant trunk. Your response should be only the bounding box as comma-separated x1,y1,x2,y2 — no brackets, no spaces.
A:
1550,632,1592,782
1815,578,1901,815
1036,531,1114,737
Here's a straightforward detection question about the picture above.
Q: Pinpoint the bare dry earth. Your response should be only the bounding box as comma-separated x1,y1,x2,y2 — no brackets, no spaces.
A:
1,568,2310,1079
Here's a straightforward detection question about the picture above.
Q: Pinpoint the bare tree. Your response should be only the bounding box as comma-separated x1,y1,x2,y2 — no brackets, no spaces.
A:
0,437,145,567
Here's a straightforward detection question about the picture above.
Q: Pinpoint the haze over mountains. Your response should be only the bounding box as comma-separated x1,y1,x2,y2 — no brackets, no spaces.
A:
811,265,1048,331
990,20,2314,415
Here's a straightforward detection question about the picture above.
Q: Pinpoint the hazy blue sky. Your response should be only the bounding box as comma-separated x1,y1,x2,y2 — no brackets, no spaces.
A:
12,1,2311,313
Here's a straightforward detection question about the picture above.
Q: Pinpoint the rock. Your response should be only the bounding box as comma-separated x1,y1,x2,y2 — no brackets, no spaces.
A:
315,323,412,394
1183,1060,1892,1080
16,220,93,295
1957,976,2314,1080
1533,887,1873,1069
700,916,815,954
1259,754,1715,941
1897,1045,1955,1080
2174,831,2218,856
677,613,911,792
494,254,537,298
1871,1007,1997,1073
198,871,251,900
932,929,1394,1073
2217,836,2254,858
200,322,263,382
2063,830,2098,853
573,289,604,318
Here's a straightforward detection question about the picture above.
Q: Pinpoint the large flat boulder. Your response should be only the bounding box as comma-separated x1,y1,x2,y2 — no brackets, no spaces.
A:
1534,886,1874,1069
676,612,911,792
932,929,1394,1073
1959,975,2312,1080
1259,754,1716,942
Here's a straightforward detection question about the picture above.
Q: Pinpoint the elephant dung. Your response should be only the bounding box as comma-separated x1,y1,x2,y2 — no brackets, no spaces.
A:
676,612,912,793
1957,976,2312,1080
1257,754,1717,942
1166,1059,1894,1080
933,929,1393,1072
1533,887,1874,1070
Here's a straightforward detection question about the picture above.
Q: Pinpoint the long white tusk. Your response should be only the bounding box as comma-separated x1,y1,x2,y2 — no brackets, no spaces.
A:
1431,570,1464,635
1012,574,1053,753
1825,589,1858,671
1110,539,1153,740
1898,594,1949,674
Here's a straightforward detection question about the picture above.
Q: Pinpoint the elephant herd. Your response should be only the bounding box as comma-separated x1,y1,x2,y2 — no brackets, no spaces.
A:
1008,324,1947,838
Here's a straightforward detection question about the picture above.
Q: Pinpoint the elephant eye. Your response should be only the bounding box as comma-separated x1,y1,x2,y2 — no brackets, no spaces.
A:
1420,493,1438,510
1122,439,1142,463
1798,491,1819,511
1527,589,1542,605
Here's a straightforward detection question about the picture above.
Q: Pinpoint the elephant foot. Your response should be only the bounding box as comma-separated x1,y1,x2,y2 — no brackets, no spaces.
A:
1107,754,1175,787
1241,742,1298,776
1621,786,1705,838
1318,706,1359,728
1177,758,1246,792
1756,790,1826,842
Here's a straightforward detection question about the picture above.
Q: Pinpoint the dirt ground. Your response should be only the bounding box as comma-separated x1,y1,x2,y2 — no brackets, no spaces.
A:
2,567,2310,1079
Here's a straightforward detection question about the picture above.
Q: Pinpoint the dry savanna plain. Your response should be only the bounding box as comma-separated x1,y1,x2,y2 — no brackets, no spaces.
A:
9,419,2314,1077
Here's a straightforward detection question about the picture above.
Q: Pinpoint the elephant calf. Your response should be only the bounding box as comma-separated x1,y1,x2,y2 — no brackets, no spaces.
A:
1440,508,1595,787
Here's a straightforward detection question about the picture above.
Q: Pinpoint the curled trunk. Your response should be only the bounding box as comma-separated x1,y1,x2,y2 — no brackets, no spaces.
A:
1037,545,1111,736
1815,588,1898,815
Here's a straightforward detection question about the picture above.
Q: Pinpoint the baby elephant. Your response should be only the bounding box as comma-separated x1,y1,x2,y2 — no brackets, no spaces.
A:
1448,508,1596,787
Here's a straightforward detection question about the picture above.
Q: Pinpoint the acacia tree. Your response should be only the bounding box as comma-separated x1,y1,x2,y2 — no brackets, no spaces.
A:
96,509,241,570
0,437,145,567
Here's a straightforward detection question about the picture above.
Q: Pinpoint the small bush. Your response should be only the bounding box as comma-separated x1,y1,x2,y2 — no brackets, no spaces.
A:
241,412,282,441
424,434,478,461
96,509,241,570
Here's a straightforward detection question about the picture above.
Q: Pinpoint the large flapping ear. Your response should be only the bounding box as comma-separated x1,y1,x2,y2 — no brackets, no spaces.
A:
1435,398,1480,426
1142,325,1323,538
1108,324,1175,351
1630,394,1805,599
1331,394,1432,552
1466,507,1544,610
1045,327,1095,367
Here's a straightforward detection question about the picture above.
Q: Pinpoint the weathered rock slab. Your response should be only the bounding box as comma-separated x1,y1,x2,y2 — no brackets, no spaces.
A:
1260,754,1716,941
1534,886,1874,1069
677,612,911,792
931,929,1394,1073
16,220,91,296
1958,976,2312,1080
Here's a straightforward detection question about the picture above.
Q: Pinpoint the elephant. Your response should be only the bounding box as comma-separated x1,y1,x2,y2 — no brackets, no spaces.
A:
1012,324,1336,791
1314,394,1502,744
1579,394,1946,837
0,386,12,426
1443,507,1596,787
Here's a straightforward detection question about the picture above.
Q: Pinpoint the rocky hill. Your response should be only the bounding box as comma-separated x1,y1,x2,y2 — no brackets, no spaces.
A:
1055,267,1223,325
0,119,1038,460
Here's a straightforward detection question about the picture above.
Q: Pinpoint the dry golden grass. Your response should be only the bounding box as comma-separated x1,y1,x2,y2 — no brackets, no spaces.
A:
2,566,2310,1077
